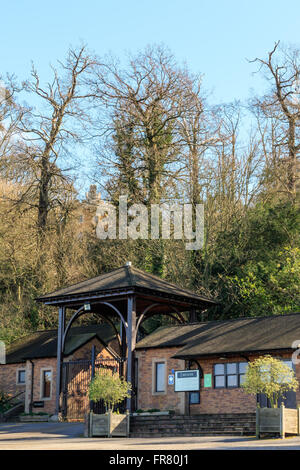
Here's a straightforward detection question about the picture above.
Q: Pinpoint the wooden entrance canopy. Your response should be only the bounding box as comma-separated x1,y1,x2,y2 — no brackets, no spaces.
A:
36,262,217,414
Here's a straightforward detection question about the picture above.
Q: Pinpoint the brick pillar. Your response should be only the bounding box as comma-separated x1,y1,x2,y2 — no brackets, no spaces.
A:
25,360,32,414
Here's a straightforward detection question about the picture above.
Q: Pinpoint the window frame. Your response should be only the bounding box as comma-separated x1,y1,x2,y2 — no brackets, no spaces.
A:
214,362,248,389
155,362,166,393
40,368,53,400
189,391,200,405
152,359,166,395
214,363,226,388
16,368,26,385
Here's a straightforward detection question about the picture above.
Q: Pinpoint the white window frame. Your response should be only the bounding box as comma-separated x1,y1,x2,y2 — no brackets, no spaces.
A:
16,368,26,386
152,359,167,395
40,368,53,401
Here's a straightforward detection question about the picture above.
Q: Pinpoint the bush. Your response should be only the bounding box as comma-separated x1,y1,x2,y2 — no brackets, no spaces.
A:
88,371,132,412
242,355,299,408
0,391,12,413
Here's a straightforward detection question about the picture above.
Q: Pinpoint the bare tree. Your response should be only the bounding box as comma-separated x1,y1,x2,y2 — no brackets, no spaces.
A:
10,46,96,237
250,41,300,201
91,45,199,205
0,76,25,178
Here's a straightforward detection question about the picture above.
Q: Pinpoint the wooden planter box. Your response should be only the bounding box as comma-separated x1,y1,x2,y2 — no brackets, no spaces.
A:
85,411,130,438
256,405,300,439
19,415,49,422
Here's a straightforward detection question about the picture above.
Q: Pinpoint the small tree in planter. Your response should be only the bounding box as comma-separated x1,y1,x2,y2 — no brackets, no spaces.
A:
89,371,132,412
242,355,298,408
86,371,132,438
242,355,299,438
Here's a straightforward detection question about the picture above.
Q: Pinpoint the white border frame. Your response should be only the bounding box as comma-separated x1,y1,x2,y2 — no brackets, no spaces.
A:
152,358,167,395
39,367,53,401
16,367,26,386
174,369,200,392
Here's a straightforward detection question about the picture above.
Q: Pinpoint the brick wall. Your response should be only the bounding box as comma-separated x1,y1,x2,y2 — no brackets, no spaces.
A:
0,362,26,399
190,355,255,414
30,338,116,416
135,347,186,414
3,338,300,418
0,337,117,417
28,357,57,415
136,348,300,415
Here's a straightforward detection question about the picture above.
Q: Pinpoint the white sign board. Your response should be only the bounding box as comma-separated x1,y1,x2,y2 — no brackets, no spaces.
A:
174,370,200,392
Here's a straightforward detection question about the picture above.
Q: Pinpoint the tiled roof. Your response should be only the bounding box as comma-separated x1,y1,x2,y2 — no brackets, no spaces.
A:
136,313,300,357
5,323,118,364
36,264,216,306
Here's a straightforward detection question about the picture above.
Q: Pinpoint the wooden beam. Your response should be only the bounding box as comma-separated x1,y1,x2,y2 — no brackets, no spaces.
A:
126,295,136,412
55,306,65,415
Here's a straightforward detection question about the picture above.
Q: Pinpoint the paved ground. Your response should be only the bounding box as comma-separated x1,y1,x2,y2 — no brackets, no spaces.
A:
1,422,300,450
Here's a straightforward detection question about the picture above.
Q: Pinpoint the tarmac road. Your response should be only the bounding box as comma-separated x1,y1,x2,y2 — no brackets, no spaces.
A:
1,422,300,450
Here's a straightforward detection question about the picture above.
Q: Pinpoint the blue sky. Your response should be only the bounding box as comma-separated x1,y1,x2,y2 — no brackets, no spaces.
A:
1,0,300,104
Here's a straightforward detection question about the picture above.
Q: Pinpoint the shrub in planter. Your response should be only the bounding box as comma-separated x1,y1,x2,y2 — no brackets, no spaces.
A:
241,355,298,408
88,372,132,412
241,355,299,438
86,371,132,437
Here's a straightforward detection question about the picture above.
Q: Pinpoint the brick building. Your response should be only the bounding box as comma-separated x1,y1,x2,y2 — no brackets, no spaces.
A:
0,324,120,418
2,263,299,426
135,313,300,415
2,311,300,423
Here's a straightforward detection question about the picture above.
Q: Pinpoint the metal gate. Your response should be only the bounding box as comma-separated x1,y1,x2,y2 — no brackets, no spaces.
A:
61,358,125,421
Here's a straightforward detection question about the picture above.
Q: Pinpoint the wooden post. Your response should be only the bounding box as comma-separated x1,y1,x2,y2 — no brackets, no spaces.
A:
55,306,65,415
89,410,93,438
126,295,136,412
120,322,127,378
90,345,96,412
280,403,285,439
108,409,112,438
126,409,130,437
256,406,260,439
189,308,197,323
298,407,300,436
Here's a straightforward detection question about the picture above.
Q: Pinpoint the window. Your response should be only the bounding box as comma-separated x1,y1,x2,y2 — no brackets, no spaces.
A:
214,362,248,388
189,391,200,404
41,370,52,399
238,362,248,385
155,362,165,393
214,364,225,388
17,369,26,385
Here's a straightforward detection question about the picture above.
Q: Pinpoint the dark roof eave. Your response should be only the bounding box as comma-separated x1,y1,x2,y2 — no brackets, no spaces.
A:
18,335,120,362
172,347,295,360
134,286,217,306
35,288,135,305
36,285,217,307
136,343,185,351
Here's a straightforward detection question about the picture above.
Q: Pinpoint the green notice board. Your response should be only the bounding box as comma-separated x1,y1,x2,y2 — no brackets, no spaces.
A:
204,374,212,387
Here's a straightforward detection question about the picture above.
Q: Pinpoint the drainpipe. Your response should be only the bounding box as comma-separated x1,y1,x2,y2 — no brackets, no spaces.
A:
29,360,34,414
